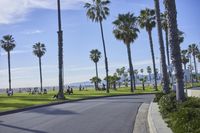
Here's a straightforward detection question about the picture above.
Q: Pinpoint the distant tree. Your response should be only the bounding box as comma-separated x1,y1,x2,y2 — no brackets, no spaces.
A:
134,69,139,83
147,66,152,82
140,76,147,91
181,50,189,70
188,44,199,82
116,67,126,88
138,8,157,90
84,0,110,93
110,73,120,90
123,72,129,87
33,42,46,92
90,49,101,90
90,76,101,90
113,13,139,92
1,35,16,92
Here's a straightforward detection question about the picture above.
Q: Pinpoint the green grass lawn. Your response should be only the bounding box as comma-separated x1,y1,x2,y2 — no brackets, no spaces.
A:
0,86,159,112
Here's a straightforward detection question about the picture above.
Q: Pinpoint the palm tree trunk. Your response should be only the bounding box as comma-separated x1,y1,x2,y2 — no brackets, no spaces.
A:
126,44,135,92
99,21,109,93
165,30,170,66
57,0,65,99
164,0,185,101
154,0,170,93
39,57,43,92
7,51,11,91
193,55,198,82
148,30,158,90
95,62,99,90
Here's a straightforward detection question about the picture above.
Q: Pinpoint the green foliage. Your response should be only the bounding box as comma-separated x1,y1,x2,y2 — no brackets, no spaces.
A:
153,92,165,102
158,92,177,117
169,108,200,133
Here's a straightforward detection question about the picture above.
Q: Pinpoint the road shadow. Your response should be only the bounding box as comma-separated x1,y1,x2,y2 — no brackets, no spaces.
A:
0,123,47,133
25,108,79,116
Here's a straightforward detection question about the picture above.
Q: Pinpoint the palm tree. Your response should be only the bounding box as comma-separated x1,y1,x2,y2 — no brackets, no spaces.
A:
113,13,139,92
1,35,16,92
188,44,199,82
181,50,189,70
154,0,170,94
57,0,65,99
134,69,139,84
164,0,185,101
116,67,126,88
33,42,46,92
84,0,110,93
140,69,144,77
90,49,101,90
147,66,152,83
181,50,189,83
90,76,101,90
138,8,157,90
161,12,170,66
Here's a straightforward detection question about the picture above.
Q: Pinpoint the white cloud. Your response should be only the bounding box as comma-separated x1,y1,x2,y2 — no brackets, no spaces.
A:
22,30,44,35
0,50,31,56
0,0,89,24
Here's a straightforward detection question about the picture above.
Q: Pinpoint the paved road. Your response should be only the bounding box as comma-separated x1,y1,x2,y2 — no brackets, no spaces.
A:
0,95,154,133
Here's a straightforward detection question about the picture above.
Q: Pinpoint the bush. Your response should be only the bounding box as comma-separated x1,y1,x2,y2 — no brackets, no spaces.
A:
153,92,165,102
159,92,177,117
180,97,200,108
169,108,200,133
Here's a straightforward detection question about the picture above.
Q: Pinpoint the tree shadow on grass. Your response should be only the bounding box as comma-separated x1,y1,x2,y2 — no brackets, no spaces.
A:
0,123,47,133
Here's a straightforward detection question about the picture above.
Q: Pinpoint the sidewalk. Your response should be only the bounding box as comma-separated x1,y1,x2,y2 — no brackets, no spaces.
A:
133,103,150,133
148,102,173,133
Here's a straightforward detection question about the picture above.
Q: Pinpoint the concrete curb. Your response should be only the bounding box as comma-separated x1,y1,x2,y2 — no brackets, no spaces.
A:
0,93,155,116
148,102,173,133
133,103,150,133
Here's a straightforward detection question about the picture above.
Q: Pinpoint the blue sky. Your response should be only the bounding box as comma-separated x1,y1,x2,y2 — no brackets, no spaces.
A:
0,0,200,88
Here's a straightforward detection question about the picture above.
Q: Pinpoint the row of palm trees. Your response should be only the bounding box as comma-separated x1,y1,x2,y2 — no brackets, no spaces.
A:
85,0,186,101
0,0,188,102
181,43,200,82
1,35,46,93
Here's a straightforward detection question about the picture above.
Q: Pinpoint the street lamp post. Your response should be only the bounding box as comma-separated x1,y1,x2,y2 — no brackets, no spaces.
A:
57,0,65,99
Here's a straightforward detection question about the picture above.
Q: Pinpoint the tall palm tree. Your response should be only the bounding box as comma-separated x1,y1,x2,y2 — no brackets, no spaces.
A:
33,42,46,92
90,49,101,90
57,0,65,99
138,8,157,90
164,0,185,101
154,0,170,94
84,0,110,93
147,66,152,83
161,12,170,66
113,13,139,92
188,44,199,82
1,35,16,92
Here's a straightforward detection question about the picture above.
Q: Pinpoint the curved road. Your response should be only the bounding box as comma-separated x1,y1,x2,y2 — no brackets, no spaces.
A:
0,95,154,133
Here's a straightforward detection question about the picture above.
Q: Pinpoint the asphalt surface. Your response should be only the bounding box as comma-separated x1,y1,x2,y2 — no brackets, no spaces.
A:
0,95,154,133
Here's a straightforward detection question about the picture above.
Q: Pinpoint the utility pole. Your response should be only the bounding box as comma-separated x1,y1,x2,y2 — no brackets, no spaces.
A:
57,0,65,99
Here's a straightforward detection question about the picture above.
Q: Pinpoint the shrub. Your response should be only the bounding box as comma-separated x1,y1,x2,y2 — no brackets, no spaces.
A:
158,92,177,117
153,92,165,102
180,97,200,108
169,108,200,133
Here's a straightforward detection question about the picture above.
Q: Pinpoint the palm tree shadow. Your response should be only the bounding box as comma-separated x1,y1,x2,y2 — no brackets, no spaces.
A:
0,123,47,133
25,108,79,115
